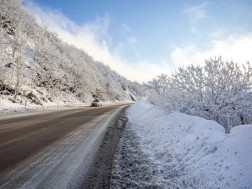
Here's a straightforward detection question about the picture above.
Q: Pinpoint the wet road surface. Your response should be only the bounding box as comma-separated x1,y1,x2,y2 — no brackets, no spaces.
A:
0,104,128,189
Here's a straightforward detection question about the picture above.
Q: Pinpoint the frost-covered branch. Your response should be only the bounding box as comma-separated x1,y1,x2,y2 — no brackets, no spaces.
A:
147,57,252,132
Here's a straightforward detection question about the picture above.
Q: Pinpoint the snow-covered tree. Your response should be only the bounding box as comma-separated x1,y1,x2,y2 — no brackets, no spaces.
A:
147,57,252,132
0,0,145,108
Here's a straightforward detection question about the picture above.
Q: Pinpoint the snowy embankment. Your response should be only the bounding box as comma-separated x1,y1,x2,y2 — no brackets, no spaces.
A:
112,102,252,188
0,96,133,115
0,97,84,115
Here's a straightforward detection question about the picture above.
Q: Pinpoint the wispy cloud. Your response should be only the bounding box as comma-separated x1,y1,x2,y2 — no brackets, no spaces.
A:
128,36,137,45
121,23,132,33
120,24,137,51
23,0,169,83
22,1,252,82
184,3,207,22
171,33,252,68
184,3,207,33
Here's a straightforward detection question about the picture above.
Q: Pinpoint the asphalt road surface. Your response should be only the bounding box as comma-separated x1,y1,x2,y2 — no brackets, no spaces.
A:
0,104,128,189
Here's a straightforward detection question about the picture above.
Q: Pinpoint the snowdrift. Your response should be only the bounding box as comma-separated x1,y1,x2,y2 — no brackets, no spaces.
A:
126,102,252,188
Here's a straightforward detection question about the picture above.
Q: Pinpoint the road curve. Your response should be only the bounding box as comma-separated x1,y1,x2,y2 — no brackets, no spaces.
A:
0,104,128,189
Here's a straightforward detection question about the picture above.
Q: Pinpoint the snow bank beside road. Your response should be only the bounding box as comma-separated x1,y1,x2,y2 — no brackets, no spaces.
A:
125,102,252,188
0,97,84,115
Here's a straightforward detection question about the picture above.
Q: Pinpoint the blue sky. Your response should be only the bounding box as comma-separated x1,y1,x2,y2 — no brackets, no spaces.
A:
23,0,252,82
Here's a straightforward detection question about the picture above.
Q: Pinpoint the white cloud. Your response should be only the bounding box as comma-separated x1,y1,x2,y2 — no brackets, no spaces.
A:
22,1,252,83
171,33,252,68
23,0,168,83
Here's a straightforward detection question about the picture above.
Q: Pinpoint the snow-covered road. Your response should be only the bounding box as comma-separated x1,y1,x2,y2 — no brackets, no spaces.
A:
0,104,128,189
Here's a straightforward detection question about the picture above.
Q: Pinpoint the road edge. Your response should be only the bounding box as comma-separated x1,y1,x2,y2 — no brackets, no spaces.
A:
81,106,129,189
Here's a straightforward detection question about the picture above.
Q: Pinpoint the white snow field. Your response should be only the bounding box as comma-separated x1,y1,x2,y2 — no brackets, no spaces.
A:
120,102,252,188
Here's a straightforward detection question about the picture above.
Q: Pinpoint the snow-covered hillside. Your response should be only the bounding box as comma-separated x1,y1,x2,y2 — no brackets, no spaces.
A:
0,0,145,113
112,102,252,188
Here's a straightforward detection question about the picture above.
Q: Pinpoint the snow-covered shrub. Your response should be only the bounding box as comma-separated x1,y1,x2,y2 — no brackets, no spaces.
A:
147,57,252,132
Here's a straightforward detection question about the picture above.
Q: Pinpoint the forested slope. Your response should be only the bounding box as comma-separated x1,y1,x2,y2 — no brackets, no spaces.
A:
0,0,145,111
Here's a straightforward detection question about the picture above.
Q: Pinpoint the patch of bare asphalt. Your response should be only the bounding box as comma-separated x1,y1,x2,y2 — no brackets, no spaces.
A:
0,107,118,175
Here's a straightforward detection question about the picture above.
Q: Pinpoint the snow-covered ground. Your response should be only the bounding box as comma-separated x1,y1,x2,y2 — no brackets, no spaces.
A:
0,95,133,116
112,102,252,188
0,97,84,115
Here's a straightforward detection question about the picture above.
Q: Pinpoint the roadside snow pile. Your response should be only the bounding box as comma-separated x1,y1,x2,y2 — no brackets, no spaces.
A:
0,96,74,114
114,102,252,188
